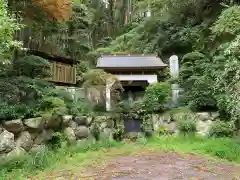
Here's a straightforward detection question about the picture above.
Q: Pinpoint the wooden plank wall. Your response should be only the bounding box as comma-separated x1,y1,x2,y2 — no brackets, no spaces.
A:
45,61,76,84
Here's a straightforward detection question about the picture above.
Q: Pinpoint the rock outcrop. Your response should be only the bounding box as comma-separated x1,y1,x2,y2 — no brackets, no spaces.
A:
64,127,76,143
62,115,73,126
75,126,89,139
34,129,54,145
16,131,33,151
24,117,44,130
3,119,24,134
0,130,15,153
152,111,219,136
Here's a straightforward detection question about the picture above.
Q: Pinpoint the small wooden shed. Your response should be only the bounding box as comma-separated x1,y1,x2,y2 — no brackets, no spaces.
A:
30,50,77,85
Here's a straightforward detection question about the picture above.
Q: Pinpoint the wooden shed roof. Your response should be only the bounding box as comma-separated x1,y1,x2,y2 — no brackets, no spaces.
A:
96,54,167,70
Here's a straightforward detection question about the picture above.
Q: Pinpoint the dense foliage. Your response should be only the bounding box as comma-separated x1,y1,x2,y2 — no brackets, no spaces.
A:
100,1,240,132
1,1,240,177
1,0,240,133
0,52,92,121
94,0,240,133
178,52,217,111
0,0,22,61
176,114,197,135
209,120,236,138
143,82,171,113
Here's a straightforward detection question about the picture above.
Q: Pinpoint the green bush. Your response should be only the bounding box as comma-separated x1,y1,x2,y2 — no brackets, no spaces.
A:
213,58,240,129
156,125,169,136
211,6,240,37
37,96,67,119
0,54,63,121
14,55,51,78
47,132,68,150
90,121,101,141
39,96,65,110
178,52,217,111
143,82,171,113
113,124,125,141
45,88,92,116
0,80,20,103
47,88,74,103
0,151,51,177
0,76,53,105
0,103,35,121
209,120,235,138
187,77,217,111
176,114,197,135
141,115,153,137
112,100,131,114
93,102,106,112
76,61,89,85
0,55,54,115
111,100,146,120
67,100,93,116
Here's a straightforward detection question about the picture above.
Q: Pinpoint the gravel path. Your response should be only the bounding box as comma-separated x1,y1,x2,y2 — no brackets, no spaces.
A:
45,152,240,180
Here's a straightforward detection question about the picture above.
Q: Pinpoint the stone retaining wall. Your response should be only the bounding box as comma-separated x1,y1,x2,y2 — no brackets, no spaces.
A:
0,110,220,161
0,115,114,161
152,111,220,136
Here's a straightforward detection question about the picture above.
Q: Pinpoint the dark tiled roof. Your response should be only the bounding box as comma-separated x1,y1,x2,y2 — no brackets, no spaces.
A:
96,54,167,69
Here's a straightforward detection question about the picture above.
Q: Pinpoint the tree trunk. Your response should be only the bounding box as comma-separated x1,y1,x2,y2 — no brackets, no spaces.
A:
108,0,114,37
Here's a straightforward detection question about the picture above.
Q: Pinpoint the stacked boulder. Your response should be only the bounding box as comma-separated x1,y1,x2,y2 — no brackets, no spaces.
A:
0,114,116,161
195,112,219,136
92,116,115,141
152,111,220,136
152,113,177,134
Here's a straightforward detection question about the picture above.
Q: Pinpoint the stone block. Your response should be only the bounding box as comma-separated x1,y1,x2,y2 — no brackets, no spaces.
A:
0,130,15,153
24,117,44,130
196,112,211,121
75,126,89,139
44,114,62,130
16,131,33,151
196,120,213,136
7,147,26,160
62,115,73,126
3,119,24,134
210,112,220,120
63,127,76,143
30,144,47,154
74,116,87,125
34,129,54,145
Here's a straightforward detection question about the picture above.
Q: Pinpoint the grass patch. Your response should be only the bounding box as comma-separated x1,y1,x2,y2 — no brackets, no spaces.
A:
1,135,240,179
0,138,123,180
146,135,240,163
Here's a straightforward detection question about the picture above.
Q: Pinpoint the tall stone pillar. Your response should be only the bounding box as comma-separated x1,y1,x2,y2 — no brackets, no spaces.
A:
169,55,179,78
106,79,115,111
169,55,181,107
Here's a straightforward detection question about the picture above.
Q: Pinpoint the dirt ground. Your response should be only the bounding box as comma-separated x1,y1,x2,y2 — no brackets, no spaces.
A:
45,152,240,180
